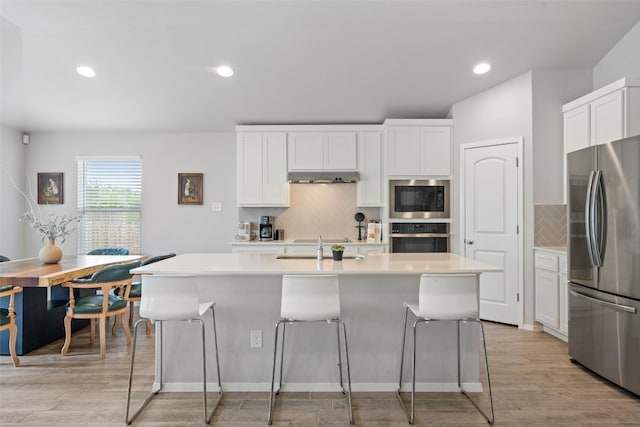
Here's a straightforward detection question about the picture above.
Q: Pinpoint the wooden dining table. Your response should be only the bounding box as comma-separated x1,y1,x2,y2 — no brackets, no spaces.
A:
0,255,143,355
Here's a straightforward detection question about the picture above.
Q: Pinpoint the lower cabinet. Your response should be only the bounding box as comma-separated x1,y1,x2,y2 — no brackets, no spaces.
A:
534,248,568,342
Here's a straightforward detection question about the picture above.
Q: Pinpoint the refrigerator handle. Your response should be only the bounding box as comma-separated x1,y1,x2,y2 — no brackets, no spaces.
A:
593,170,607,267
585,170,598,267
570,290,637,314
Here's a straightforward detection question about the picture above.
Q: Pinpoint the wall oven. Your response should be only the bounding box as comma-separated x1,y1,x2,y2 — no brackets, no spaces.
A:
389,179,450,219
390,222,450,253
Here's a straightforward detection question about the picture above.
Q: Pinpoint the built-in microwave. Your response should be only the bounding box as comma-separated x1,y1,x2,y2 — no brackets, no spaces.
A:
389,179,450,219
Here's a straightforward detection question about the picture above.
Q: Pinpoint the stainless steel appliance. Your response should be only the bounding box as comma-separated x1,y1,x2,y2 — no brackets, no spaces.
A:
389,179,450,219
567,135,640,396
258,216,274,241
389,222,449,253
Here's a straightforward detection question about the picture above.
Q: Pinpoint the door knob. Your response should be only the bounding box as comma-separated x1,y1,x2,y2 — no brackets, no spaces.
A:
465,239,474,245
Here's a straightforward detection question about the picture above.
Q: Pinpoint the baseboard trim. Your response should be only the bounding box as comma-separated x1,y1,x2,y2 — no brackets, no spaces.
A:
155,382,483,393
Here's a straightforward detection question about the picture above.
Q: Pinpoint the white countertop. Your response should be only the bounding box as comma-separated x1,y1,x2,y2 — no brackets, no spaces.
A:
131,252,500,276
230,240,387,246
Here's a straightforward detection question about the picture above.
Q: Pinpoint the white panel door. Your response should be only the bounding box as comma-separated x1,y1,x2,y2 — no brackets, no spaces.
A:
463,141,519,324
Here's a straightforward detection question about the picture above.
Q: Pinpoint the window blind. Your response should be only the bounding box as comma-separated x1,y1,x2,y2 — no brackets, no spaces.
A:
77,158,142,255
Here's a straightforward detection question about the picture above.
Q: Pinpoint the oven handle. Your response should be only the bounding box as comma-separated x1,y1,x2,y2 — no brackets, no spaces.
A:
390,233,451,238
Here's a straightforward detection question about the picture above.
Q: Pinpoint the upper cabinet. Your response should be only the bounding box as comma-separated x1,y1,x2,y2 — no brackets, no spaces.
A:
237,132,289,207
563,77,640,153
384,119,453,177
356,131,383,206
288,131,357,171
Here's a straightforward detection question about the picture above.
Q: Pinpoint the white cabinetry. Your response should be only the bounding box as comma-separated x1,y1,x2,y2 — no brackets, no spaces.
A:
563,77,640,154
534,248,568,342
237,132,289,207
288,132,357,171
357,131,383,206
384,119,452,177
230,243,388,254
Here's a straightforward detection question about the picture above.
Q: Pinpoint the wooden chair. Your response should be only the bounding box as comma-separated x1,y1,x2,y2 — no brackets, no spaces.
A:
61,261,140,359
0,285,23,367
115,253,175,333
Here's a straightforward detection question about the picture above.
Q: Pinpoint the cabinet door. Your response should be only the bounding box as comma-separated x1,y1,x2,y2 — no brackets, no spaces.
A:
590,90,624,146
324,132,357,170
420,126,451,176
387,126,420,175
357,131,383,206
559,273,568,334
564,105,590,153
262,133,289,205
237,133,263,205
288,133,324,170
535,268,560,328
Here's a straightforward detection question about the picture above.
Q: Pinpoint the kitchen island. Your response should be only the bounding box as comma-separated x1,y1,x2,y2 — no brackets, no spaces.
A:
131,252,499,392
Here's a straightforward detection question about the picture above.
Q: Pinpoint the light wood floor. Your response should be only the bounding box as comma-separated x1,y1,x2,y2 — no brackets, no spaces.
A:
1,317,639,426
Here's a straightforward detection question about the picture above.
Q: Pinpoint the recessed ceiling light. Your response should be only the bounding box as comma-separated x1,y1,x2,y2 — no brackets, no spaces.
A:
76,66,96,78
215,65,234,77
473,63,491,75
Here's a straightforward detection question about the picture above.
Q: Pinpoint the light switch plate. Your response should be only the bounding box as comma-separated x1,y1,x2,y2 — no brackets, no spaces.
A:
211,202,222,212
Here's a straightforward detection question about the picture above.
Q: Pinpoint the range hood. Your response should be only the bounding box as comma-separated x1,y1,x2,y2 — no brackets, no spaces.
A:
287,171,359,184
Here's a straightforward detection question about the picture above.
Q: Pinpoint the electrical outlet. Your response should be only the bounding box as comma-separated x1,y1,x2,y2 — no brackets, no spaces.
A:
250,330,262,348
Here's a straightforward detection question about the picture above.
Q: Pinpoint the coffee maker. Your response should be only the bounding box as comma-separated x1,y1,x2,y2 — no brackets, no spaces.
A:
259,216,274,241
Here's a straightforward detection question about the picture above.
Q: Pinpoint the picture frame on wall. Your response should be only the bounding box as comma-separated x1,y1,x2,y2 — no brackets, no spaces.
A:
178,173,203,205
37,172,64,204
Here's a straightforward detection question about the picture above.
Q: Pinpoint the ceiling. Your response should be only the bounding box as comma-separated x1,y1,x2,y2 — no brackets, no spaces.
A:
1,0,640,133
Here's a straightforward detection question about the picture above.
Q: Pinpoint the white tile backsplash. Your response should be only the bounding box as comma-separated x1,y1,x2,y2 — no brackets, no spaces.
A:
239,184,381,241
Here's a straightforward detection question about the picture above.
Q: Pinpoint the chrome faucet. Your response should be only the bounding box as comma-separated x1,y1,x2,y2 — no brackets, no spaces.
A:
317,235,323,261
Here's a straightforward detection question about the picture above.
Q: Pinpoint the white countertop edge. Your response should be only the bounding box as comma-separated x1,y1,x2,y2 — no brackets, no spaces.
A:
131,252,501,276
534,246,567,254
230,240,388,246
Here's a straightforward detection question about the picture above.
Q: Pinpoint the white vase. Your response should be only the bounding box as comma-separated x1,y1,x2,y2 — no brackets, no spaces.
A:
39,238,63,264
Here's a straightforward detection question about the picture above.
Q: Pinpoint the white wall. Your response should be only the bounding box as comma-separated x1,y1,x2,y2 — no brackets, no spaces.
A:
451,71,534,327
532,69,592,204
0,125,26,259
593,20,640,89
19,132,238,257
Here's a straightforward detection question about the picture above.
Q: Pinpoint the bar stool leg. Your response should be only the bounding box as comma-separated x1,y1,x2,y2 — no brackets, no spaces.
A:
268,320,284,425
460,320,495,424
336,321,344,390
338,319,353,424
395,306,411,422
278,322,286,393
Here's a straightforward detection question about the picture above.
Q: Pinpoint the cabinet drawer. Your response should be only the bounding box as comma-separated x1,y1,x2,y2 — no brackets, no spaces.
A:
535,251,559,272
559,256,567,275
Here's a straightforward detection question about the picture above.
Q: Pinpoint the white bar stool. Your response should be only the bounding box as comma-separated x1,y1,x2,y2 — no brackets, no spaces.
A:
125,275,223,424
268,274,353,425
395,273,494,425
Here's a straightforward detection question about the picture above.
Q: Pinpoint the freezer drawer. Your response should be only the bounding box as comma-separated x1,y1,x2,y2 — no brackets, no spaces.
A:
569,283,640,396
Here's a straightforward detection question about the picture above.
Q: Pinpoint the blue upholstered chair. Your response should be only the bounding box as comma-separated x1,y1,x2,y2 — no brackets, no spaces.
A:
115,253,176,332
0,255,10,262
61,261,140,359
87,247,130,255
0,284,23,367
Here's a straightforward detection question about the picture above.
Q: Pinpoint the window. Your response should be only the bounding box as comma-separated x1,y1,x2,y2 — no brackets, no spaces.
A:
77,157,142,254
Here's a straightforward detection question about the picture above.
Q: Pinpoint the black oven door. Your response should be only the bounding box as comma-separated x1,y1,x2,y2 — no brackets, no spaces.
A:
390,236,449,253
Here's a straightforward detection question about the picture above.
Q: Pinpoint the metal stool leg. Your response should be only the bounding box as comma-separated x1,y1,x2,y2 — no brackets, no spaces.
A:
460,320,495,424
338,319,353,424
126,319,162,424
268,320,283,425
395,306,410,419
336,321,345,391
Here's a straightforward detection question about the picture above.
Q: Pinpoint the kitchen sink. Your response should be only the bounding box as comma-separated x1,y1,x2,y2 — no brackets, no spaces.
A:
276,254,365,260
293,238,352,243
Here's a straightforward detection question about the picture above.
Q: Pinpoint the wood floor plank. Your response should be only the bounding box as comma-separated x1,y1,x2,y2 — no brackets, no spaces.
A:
1,318,639,426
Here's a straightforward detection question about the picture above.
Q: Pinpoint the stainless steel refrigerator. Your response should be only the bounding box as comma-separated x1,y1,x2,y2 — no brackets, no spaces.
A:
567,134,640,396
